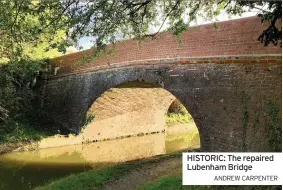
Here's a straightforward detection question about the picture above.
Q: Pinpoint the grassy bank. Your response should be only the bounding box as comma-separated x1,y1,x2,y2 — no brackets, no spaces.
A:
165,113,193,127
137,176,280,190
166,99,194,127
34,151,280,190
35,164,135,190
34,153,182,190
0,121,51,144
0,121,54,154
0,122,50,143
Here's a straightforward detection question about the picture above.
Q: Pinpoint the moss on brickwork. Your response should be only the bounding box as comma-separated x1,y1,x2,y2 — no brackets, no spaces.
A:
240,91,250,152
263,102,281,152
240,89,281,152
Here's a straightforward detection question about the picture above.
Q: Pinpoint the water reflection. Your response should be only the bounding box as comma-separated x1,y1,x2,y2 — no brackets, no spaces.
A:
0,132,199,190
2,133,165,165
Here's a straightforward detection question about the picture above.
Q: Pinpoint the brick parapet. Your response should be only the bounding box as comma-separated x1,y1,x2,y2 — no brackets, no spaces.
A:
49,16,281,76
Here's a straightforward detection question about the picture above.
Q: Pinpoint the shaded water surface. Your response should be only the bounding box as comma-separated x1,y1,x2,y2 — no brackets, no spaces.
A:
0,132,199,190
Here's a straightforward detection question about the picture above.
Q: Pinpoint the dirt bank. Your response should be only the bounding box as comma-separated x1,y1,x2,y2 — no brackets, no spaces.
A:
35,149,199,190
100,156,182,190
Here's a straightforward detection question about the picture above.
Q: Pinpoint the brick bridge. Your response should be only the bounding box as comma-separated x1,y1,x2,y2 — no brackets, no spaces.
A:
40,16,282,152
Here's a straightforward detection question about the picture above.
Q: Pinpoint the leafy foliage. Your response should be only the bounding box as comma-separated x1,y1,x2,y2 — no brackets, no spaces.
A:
0,0,67,62
0,59,54,142
0,59,46,121
1,0,281,62
165,113,193,127
0,1,68,141
0,120,49,143
236,1,282,46
166,99,193,126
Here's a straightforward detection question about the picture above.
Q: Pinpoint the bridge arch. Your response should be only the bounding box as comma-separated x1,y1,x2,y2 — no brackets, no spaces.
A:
80,80,201,150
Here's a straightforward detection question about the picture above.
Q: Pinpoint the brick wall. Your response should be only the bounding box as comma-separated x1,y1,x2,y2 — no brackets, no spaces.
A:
49,16,281,76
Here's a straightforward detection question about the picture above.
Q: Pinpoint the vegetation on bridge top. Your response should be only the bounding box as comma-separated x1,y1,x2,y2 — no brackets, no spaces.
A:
1,1,281,63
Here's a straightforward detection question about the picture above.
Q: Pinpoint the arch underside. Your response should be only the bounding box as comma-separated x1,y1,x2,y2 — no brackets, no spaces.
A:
41,60,282,152
81,82,177,142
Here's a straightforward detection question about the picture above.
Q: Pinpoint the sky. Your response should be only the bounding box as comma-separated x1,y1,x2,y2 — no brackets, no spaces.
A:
66,8,259,53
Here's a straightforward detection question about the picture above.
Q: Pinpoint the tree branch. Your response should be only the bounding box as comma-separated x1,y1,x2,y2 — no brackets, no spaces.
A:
145,0,181,38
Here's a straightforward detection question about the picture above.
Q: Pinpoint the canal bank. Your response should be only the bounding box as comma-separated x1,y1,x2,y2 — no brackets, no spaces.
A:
0,125,200,190
0,97,200,190
34,150,280,190
34,150,187,190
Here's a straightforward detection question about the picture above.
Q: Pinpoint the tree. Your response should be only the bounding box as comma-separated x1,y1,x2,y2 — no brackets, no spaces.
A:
235,0,281,47
0,1,67,125
0,0,281,61
0,0,69,62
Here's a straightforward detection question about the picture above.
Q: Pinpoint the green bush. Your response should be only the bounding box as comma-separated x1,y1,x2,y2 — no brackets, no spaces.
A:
0,121,49,143
0,59,48,143
166,99,194,126
0,59,43,122
165,113,193,126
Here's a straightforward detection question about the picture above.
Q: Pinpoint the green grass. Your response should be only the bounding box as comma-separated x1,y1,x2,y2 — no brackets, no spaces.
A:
165,113,193,127
34,153,182,190
0,121,50,143
34,164,133,190
32,151,280,190
166,99,194,126
137,176,281,190
137,176,183,190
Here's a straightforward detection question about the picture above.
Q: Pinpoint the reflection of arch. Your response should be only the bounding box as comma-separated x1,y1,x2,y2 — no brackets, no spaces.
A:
81,80,201,150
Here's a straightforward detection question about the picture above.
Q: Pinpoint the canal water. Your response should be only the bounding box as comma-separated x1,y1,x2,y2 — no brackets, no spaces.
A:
0,132,199,190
